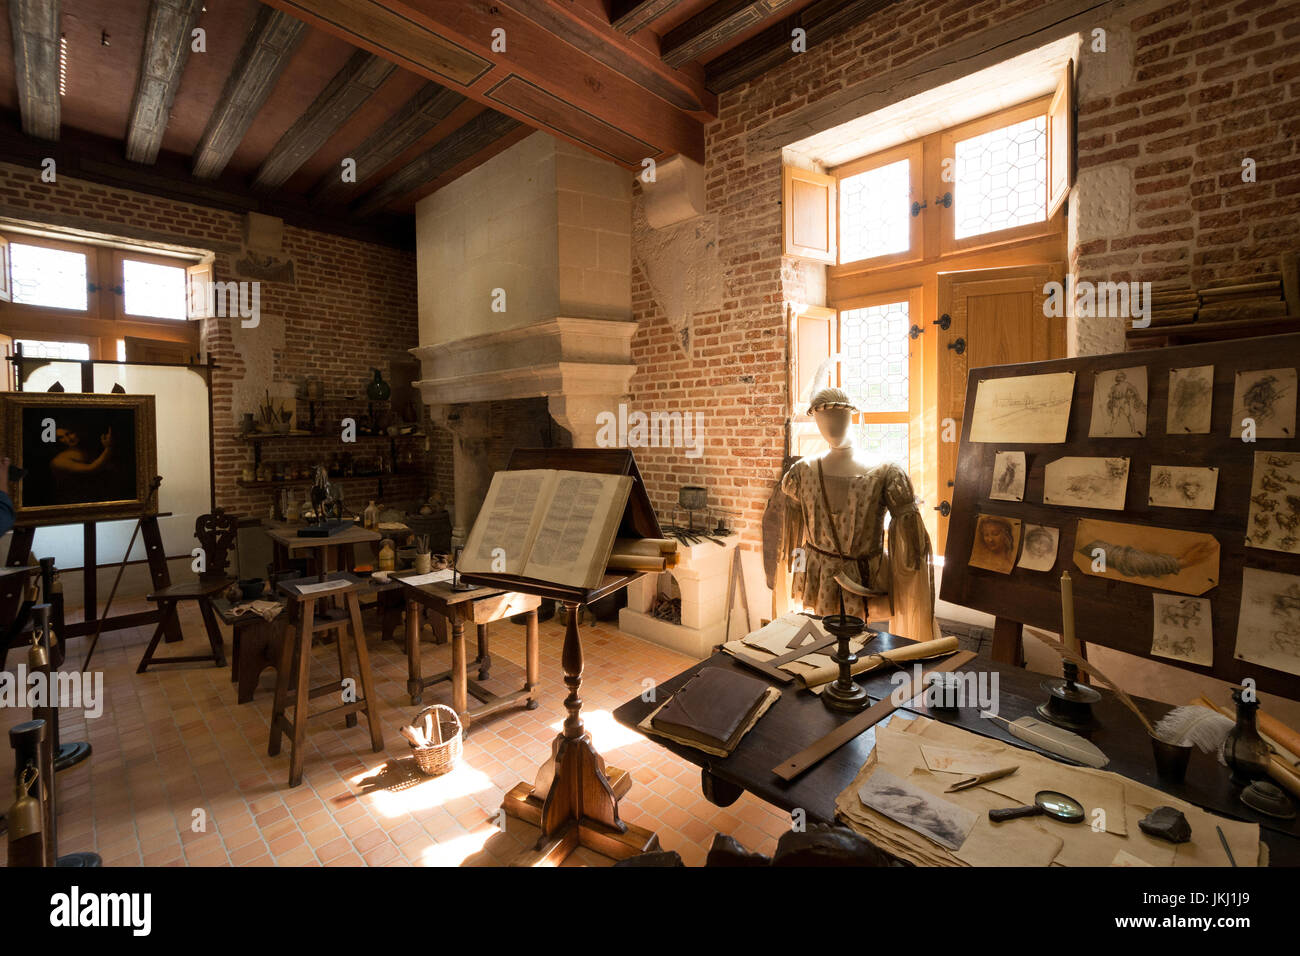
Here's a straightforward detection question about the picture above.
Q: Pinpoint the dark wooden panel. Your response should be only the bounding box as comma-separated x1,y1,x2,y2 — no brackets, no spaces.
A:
191,5,305,179
252,49,395,190
610,0,691,35
9,0,61,140
939,332,1300,700
125,0,204,164
660,0,805,68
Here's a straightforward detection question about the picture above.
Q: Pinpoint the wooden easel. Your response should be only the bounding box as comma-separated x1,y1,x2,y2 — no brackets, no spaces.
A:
461,448,662,866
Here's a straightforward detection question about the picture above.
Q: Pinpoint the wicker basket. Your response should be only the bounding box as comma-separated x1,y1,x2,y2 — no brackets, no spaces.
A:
410,704,463,776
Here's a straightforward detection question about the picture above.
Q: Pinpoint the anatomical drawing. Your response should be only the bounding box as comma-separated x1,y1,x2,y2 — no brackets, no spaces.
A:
1231,367,1296,439
1043,457,1130,510
1147,465,1218,511
1245,451,1300,554
1165,365,1214,434
1151,593,1212,667
1073,517,1219,596
1235,567,1300,678
1090,366,1148,438
989,451,1026,502
969,371,1075,444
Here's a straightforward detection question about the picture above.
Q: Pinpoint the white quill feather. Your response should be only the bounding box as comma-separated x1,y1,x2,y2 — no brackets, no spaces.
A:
1153,705,1233,762
986,714,1109,768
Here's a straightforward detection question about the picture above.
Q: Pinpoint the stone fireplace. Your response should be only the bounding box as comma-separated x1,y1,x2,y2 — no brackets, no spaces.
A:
619,534,741,659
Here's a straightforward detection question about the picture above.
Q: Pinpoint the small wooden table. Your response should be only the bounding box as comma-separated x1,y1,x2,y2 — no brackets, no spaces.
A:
211,596,287,704
263,521,381,576
394,572,542,729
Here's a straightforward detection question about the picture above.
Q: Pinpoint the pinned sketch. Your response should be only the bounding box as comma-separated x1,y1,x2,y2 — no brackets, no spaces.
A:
1017,524,1060,572
1043,457,1130,510
857,769,977,851
1166,365,1214,434
1245,451,1300,554
1151,594,1213,667
969,514,1022,574
1090,366,1148,437
1074,518,1219,596
1148,465,1218,510
989,451,1026,502
969,372,1075,444
1231,368,1296,438
1235,567,1300,678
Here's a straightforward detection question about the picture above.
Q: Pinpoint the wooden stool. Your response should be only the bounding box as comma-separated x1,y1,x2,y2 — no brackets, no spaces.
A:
137,580,231,673
268,574,383,787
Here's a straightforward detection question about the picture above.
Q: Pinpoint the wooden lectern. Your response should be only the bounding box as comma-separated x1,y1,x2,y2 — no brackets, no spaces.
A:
460,448,663,866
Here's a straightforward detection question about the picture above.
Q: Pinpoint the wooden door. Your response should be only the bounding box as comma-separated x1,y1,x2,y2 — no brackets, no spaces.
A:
934,263,1065,550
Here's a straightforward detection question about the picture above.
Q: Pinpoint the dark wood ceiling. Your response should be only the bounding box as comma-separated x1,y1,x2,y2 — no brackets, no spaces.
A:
1,0,900,247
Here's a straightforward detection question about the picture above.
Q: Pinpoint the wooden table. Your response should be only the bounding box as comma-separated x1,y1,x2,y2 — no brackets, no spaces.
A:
210,596,287,704
613,636,1300,866
394,572,541,729
263,521,380,576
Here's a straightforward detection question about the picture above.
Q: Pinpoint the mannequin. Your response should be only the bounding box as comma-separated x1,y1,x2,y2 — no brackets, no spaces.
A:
781,386,938,643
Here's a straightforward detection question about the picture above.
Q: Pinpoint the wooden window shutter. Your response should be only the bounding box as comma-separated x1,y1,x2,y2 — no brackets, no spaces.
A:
783,165,836,263
1047,58,1075,220
790,304,836,418
0,234,10,302
187,261,213,318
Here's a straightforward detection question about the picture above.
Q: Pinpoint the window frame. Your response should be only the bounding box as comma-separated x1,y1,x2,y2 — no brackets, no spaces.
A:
833,140,924,271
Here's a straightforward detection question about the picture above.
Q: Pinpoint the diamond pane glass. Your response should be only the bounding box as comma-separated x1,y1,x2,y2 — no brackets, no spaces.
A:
841,300,910,413
14,339,91,361
839,158,910,262
10,243,88,310
852,423,909,471
953,115,1048,240
123,259,187,320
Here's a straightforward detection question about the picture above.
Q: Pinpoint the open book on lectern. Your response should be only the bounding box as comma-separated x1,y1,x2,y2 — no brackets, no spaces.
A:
458,469,634,590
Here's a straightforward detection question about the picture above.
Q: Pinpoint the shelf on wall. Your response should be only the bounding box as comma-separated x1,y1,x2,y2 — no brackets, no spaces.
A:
238,430,426,442
237,469,423,489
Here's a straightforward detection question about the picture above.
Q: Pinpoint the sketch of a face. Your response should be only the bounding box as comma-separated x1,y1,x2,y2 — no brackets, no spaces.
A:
979,518,1014,555
1176,477,1202,503
1024,527,1054,558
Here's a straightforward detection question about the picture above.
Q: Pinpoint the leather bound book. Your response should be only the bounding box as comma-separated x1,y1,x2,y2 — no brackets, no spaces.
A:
652,668,771,751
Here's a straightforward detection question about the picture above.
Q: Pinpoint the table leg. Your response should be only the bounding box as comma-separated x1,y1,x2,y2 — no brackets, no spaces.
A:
287,602,315,787
406,599,423,705
451,617,468,725
525,609,539,710
476,623,491,681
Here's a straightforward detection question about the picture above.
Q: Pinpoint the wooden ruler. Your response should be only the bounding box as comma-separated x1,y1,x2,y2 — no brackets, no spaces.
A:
772,650,977,781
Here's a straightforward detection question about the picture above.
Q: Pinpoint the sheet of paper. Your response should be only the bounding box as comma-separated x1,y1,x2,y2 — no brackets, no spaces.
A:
1166,365,1214,434
1245,451,1300,554
1151,593,1213,667
739,613,828,655
293,579,349,594
969,371,1075,444
1043,456,1130,510
1148,465,1218,510
920,743,1009,776
989,451,1026,501
400,569,456,587
1235,566,1300,677
1231,367,1296,439
1090,366,1149,437
1073,517,1220,596
1017,524,1060,572
857,769,977,852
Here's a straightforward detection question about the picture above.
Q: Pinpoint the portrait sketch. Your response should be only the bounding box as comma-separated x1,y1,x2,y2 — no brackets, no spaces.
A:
1148,465,1218,511
857,769,976,851
1089,366,1148,438
1043,457,1130,510
1150,593,1212,667
969,372,1075,444
1245,451,1300,555
1235,567,1300,678
969,514,1022,574
1073,518,1219,596
1231,368,1296,439
1017,524,1060,572
989,451,1026,502
1166,365,1213,434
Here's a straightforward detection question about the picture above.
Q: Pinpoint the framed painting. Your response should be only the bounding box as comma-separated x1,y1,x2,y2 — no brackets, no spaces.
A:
0,392,158,525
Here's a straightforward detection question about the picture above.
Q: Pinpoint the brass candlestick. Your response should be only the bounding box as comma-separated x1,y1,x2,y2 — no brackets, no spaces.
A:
822,593,871,713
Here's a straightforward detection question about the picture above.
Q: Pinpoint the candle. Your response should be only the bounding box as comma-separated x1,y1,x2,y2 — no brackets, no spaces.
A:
838,589,846,621
1060,570,1078,654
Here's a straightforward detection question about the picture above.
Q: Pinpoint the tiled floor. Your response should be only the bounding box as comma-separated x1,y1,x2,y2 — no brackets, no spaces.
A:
0,599,791,866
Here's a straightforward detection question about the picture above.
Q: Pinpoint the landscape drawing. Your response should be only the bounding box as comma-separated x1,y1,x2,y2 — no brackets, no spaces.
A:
1089,366,1148,438
1043,457,1130,510
1148,465,1218,511
1017,524,1059,572
1235,567,1300,678
1166,365,1214,434
1150,593,1213,667
1231,367,1296,439
989,451,1026,502
857,769,977,851
969,372,1076,444
1245,451,1300,554
1073,517,1219,596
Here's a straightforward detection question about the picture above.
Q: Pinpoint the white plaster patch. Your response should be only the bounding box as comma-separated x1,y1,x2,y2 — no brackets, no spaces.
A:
229,311,290,428
632,198,722,353
1075,164,1133,243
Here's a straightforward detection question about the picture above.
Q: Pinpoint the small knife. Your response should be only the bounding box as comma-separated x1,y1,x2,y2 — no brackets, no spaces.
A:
945,765,1019,792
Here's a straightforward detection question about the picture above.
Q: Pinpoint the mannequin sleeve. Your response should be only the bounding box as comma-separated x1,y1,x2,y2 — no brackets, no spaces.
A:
781,464,805,573
881,465,939,642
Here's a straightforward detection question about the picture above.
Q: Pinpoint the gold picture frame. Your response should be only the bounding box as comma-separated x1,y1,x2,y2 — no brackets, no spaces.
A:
0,391,158,525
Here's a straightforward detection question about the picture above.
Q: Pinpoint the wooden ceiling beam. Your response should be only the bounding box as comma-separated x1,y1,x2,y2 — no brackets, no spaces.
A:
311,82,465,202
660,0,806,68
609,0,690,36
253,49,396,191
353,109,523,217
191,5,305,180
704,0,897,93
125,0,204,164
9,0,62,141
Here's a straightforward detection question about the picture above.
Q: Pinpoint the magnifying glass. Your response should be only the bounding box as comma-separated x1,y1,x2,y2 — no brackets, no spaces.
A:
988,789,1085,824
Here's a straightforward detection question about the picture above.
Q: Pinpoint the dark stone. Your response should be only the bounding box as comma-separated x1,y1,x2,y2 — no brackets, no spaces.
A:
773,823,892,867
1138,806,1192,843
706,834,770,867
613,849,684,867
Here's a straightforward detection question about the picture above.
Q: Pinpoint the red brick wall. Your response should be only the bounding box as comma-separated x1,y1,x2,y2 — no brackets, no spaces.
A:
0,162,454,522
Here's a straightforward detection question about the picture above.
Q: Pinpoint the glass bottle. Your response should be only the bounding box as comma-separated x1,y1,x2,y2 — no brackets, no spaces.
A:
1221,688,1271,786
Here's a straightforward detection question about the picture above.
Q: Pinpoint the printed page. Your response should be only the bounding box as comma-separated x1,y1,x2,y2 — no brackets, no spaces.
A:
458,470,555,576
522,471,633,589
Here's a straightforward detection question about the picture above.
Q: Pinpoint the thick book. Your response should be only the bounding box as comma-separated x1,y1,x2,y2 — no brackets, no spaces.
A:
652,668,771,752
457,469,634,590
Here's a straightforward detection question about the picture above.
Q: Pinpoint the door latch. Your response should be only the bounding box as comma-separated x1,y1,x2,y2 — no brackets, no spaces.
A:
933,313,951,331
911,200,926,217
935,192,953,208
909,324,924,339
946,338,966,355
934,501,951,517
